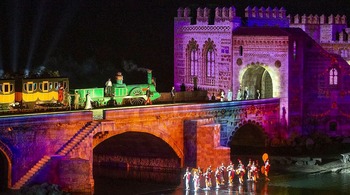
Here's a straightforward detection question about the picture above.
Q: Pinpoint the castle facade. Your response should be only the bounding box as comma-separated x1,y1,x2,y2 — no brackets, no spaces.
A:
174,6,350,137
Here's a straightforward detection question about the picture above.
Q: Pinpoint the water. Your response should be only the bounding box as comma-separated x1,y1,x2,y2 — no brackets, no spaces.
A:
92,166,350,195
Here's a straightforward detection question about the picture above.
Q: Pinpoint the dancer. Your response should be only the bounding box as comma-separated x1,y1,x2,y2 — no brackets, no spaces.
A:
236,159,246,185
219,162,225,185
246,159,252,181
203,166,212,190
250,161,258,182
193,170,200,191
264,159,270,181
226,162,235,186
183,167,191,190
215,167,220,189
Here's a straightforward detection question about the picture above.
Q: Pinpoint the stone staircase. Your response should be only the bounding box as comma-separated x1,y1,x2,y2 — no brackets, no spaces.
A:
56,121,100,156
11,121,101,190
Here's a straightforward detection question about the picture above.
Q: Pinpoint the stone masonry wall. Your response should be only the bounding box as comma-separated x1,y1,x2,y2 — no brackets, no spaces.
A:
0,111,93,190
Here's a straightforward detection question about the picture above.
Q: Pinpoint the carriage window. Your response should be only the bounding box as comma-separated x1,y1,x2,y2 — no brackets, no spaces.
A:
3,83,14,93
54,82,58,90
43,82,48,91
39,83,43,91
63,81,67,89
49,82,53,90
28,83,33,91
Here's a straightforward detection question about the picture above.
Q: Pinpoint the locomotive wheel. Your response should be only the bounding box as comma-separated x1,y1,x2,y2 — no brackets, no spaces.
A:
130,98,145,105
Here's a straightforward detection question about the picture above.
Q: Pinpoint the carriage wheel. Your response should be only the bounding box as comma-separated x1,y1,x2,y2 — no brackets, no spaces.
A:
130,98,145,105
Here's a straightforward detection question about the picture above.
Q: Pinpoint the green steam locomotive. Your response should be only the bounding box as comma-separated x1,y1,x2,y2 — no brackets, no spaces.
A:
72,69,161,107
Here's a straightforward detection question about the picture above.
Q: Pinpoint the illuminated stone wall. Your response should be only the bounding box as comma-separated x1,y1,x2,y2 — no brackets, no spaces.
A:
0,112,94,192
174,5,350,137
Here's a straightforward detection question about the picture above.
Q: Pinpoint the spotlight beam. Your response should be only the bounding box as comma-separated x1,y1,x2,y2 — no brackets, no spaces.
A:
8,0,24,72
25,0,48,75
43,1,79,66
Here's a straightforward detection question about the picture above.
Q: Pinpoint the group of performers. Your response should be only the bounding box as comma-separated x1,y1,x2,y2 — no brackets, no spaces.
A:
183,157,270,191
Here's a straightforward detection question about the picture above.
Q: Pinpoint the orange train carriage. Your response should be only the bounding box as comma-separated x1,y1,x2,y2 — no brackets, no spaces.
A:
0,77,69,110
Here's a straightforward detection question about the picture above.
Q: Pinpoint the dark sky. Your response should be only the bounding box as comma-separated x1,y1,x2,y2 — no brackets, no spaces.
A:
0,0,349,92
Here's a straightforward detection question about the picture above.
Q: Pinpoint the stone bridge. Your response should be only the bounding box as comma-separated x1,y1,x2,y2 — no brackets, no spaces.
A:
0,98,280,192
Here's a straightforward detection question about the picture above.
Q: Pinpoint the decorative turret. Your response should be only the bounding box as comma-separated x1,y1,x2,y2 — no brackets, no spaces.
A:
174,7,191,30
259,7,266,18
214,6,237,24
196,7,210,25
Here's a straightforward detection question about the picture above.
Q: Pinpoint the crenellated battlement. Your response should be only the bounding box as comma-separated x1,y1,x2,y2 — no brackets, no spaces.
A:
289,14,347,25
196,7,210,25
175,6,241,26
214,7,236,21
245,6,286,19
176,7,191,18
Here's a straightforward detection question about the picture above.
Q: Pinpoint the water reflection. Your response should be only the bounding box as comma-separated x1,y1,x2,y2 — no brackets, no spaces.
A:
93,165,350,195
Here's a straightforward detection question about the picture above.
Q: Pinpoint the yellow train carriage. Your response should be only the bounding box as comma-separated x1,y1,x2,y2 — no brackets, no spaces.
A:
0,79,15,109
16,77,69,108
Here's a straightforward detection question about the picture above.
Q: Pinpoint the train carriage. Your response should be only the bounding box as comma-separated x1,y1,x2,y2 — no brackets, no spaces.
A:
0,79,15,110
16,77,69,109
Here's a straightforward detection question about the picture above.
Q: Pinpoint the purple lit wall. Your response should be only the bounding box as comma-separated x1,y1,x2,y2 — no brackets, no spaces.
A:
174,6,350,137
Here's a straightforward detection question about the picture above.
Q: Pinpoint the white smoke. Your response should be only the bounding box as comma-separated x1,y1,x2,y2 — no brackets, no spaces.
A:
122,60,148,72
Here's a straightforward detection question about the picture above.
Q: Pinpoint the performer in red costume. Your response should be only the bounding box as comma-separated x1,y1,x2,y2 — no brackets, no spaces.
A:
226,162,235,186
236,159,245,185
264,159,270,181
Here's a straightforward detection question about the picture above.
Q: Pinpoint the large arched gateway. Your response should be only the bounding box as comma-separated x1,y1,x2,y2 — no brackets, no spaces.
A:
229,121,267,155
92,132,181,193
241,65,273,99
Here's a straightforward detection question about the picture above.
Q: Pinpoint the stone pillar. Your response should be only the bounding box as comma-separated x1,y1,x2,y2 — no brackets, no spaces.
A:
183,118,230,169
58,158,92,193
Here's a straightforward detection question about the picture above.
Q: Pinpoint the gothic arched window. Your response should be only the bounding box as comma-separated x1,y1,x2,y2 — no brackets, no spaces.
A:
206,48,215,77
329,68,338,85
187,38,199,77
190,49,198,76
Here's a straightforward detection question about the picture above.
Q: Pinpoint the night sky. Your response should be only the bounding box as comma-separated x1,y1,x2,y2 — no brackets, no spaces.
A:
0,0,349,92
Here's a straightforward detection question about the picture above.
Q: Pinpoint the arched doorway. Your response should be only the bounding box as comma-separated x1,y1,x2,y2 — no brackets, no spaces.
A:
241,65,273,99
93,132,181,194
0,151,9,190
229,123,266,155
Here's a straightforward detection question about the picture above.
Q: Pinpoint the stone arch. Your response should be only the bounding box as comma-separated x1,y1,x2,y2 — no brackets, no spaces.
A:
228,120,267,155
240,64,273,99
93,128,184,166
0,140,12,189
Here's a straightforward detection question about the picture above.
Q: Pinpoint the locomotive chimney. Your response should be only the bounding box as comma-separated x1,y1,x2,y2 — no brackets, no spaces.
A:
147,69,152,85
116,72,123,84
